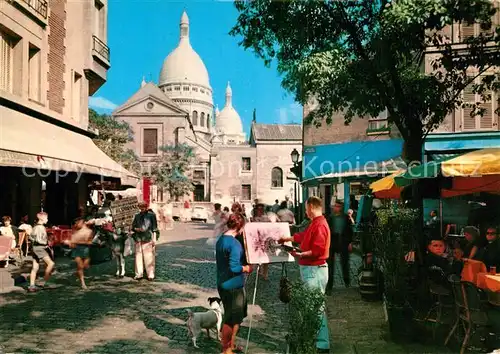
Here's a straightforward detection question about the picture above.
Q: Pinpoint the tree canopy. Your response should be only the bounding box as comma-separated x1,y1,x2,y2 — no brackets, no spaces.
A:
88,109,139,173
145,143,196,200
231,0,500,161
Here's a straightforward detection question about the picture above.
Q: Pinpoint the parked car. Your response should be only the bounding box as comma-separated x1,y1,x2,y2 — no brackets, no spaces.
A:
191,206,208,223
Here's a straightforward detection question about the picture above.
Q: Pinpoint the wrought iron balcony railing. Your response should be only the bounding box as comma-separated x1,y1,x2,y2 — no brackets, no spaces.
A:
92,35,110,62
22,0,48,18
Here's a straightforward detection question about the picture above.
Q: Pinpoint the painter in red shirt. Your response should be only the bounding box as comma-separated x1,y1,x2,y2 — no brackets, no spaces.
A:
279,196,331,353
279,199,330,266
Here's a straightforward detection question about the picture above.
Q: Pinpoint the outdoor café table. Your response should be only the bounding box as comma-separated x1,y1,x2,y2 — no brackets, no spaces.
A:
461,259,487,284
477,273,500,292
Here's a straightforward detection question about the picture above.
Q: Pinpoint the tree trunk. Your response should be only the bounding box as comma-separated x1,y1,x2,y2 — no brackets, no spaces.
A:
402,136,425,264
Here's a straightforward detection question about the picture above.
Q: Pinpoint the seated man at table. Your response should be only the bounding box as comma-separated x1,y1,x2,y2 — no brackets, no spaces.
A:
425,237,463,277
478,226,500,272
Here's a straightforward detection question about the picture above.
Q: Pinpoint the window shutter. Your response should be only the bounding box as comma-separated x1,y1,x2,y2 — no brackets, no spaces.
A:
0,31,12,92
463,107,476,130
460,22,476,40
479,102,494,129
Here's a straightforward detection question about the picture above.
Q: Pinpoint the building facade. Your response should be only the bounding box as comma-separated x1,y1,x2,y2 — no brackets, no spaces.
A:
114,11,302,208
1,0,134,224
302,4,500,213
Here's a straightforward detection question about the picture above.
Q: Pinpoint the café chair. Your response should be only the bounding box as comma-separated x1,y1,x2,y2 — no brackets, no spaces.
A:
447,279,490,354
425,266,453,338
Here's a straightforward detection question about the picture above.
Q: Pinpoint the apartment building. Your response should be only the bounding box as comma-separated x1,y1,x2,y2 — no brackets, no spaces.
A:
302,2,500,212
0,0,135,224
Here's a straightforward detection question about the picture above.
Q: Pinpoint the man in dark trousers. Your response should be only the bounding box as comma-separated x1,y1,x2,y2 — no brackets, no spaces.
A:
326,200,353,294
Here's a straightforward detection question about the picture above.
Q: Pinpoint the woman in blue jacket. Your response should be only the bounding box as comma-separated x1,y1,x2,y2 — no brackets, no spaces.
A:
216,213,253,354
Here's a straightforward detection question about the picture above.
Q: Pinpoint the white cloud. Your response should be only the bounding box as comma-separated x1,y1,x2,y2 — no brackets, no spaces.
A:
276,102,302,124
89,96,118,111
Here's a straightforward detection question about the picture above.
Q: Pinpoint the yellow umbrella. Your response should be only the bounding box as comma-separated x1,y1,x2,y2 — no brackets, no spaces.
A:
441,148,500,177
370,170,405,192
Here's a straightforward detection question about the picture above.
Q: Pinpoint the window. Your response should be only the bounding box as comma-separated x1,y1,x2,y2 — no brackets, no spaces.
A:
183,86,189,91
201,112,205,127
94,0,105,40
241,157,251,171
174,86,180,91
206,114,210,128
72,72,82,121
157,187,164,202
459,9,499,41
192,87,198,92
241,184,251,201
143,128,158,154
271,167,283,187
367,119,389,131
200,89,205,94
166,86,172,92
192,111,198,125
193,170,204,179
0,30,14,93
462,75,496,131
28,44,41,102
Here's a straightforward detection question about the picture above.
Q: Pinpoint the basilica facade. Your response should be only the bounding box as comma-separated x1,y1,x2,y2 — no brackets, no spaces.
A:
113,11,301,207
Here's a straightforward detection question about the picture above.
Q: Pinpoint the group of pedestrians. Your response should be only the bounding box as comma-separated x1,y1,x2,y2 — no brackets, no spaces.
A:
22,200,160,292
213,195,349,354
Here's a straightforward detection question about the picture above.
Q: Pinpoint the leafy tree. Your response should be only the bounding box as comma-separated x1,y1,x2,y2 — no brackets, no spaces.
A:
145,144,195,200
230,0,500,162
88,108,139,173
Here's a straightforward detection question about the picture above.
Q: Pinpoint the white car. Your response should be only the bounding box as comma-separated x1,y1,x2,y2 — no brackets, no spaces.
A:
191,206,208,223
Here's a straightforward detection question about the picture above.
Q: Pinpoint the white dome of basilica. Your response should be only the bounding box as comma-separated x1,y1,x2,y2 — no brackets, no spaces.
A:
216,82,244,136
159,11,210,88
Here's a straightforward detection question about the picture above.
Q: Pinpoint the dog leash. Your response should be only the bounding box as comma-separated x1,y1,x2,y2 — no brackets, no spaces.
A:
244,264,260,354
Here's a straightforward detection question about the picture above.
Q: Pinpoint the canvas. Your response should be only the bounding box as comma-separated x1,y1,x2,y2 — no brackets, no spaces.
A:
243,222,295,264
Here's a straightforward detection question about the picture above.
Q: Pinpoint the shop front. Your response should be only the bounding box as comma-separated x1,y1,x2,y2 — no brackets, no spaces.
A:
302,138,404,213
0,106,138,225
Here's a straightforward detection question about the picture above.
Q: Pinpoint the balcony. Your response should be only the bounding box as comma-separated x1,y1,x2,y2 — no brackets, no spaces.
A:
22,0,47,18
10,0,48,26
92,35,110,63
85,35,110,95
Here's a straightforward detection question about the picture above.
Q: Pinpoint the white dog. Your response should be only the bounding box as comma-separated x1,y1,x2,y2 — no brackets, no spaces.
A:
186,297,223,348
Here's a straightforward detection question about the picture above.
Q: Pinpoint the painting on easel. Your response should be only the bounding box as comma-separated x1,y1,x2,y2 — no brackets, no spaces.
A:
243,222,295,265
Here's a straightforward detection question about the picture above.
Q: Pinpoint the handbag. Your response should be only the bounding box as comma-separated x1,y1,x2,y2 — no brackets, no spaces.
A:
279,262,292,303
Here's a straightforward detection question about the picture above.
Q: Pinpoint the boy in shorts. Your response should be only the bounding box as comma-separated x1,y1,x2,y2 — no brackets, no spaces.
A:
28,212,55,293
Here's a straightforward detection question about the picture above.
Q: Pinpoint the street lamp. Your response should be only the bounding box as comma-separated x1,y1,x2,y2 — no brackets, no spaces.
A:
290,148,300,221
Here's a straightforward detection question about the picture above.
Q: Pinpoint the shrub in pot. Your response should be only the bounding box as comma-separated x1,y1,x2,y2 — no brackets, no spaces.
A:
373,208,419,341
287,280,325,354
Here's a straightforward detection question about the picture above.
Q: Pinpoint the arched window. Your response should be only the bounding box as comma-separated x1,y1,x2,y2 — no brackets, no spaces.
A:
206,114,210,128
200,112,205,127
271,167,283,188
192,111,198,125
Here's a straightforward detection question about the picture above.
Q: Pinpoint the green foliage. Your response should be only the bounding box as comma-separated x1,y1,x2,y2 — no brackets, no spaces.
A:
231,0,500,161
373,208,418,306
145,143,195,200
288,280,325,354
88,109,139,173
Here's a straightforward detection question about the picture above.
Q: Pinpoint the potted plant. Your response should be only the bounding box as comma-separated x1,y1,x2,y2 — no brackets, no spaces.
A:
373,208,418,341
287,280,325,354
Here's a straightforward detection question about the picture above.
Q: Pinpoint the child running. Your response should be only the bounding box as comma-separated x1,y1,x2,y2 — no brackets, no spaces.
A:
65,217,94,289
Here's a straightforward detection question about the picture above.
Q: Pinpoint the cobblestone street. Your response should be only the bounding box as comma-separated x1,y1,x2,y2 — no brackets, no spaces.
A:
0,222,364,354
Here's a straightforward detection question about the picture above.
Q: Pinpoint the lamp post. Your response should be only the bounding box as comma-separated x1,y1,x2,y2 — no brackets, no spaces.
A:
290,148,300,221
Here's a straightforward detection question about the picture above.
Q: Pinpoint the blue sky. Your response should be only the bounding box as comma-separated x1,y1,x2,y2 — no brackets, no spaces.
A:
89,0,302,135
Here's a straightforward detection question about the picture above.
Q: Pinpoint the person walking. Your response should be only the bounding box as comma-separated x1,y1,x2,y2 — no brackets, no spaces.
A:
279,196,331,353
27,212,55,293
216,213,253,354
326,201,353,293
277,201,295,224
131,202,158,281
66,217,94,289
